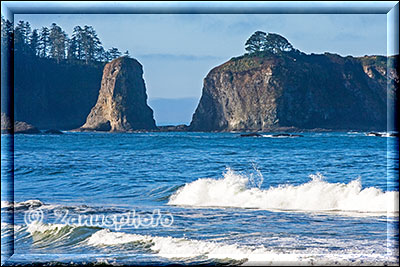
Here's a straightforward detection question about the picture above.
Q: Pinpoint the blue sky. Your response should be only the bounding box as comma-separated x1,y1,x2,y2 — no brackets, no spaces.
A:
13,13,387,100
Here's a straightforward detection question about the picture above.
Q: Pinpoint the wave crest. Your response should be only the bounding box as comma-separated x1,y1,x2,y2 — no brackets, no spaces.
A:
168,169,399,215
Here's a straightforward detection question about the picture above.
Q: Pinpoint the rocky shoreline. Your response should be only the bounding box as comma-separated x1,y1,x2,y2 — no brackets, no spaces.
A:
2,114,397,137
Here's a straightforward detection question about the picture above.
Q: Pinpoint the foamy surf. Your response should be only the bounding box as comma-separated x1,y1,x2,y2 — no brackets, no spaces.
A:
86,228,396,265
261,134,302,138
1,199,60,211
87,228,268,261
168,169,399,215
9,222,397,265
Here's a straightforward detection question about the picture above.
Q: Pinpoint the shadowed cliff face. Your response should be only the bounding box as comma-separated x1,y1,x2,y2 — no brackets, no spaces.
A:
14,56,104,130
190,52,397,132
81,57,156,131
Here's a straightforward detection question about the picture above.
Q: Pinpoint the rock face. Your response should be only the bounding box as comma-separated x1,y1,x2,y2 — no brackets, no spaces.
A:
1,112,11,132
190,52,397,132
1,112,40,134
80,57,156,132
14,121,41,134
14,56,104,130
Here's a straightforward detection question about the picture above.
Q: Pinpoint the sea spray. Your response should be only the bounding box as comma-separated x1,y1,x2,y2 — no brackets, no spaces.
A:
168,168,399,215
248,163,264,189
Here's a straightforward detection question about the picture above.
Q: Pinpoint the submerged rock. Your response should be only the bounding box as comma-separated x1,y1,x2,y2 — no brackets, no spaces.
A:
80,57,156,132
157,124,189,132
43,129,63,134
240,133,262,137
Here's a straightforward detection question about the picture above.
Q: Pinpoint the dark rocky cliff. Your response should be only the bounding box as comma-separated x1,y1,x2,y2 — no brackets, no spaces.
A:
190,52,397,132
14,56,104,130
80,57,156,131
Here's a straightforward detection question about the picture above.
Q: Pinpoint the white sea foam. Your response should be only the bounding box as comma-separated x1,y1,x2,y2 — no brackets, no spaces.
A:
86,228,396,264
168,169,399,215
365,132,397,137
16,221,397,264
87,228,293,261
1,199,50,209
261,134,301,138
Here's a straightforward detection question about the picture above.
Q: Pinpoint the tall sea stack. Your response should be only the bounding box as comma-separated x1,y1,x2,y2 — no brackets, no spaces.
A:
81,57,156,132
189,52,397,132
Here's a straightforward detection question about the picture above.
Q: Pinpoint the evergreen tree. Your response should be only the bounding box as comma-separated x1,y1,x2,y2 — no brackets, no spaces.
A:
82,25,102,64
108,47,121,60
7,19,128,64
25,22,32,43
39,27,50,58
29,29,39,56
14,21,29,54
103,49,112,62
245,31,267,54
70,26,83,60
245,31,294,55
264,33,293,53
67,38,77,60
95,46,108,62
1,16,13,55
49,23,67,63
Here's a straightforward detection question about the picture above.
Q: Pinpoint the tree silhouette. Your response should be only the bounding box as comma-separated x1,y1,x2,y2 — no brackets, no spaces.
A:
265,33,293,53
49,23,67,63
1,16,13,66
245,31,294,54
108,47,122,60
6,19,127,64
69,26,83,60
245,31,267,53
29,29,39,56
39,27,50,58
14,21,31,54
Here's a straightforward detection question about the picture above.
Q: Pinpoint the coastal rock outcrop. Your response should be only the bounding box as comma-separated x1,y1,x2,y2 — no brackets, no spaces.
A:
80,57,156,132
14,57,104,130
1,112,40,134
189,52,397,132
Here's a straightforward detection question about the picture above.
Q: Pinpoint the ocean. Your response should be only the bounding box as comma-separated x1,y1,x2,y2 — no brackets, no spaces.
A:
1,132,399,265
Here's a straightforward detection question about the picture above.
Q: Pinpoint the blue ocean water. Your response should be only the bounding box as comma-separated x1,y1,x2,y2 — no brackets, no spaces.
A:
1,132,399,265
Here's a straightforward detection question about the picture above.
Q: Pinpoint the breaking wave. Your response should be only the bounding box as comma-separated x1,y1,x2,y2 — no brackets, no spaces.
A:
7,221,396,264
85,226,395,264
87,228,270,261
1,199,62,211
168,169,399,215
